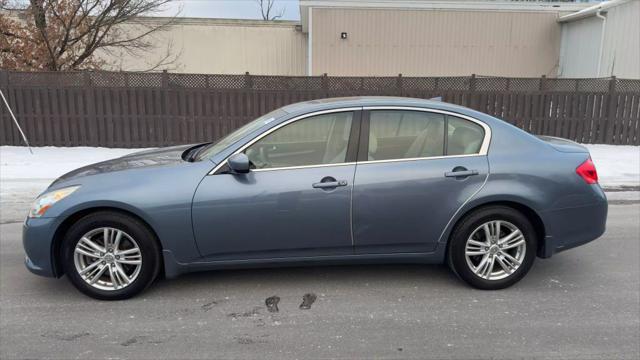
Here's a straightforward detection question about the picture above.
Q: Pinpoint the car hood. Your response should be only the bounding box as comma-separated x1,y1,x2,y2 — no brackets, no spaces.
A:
53,144,195,184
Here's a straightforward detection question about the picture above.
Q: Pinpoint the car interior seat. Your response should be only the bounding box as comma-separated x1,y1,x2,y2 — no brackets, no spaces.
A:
404,121,444,158
448,126,483,155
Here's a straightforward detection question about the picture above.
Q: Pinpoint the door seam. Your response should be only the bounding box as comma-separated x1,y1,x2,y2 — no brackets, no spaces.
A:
436,157,491,244
349,163,357,252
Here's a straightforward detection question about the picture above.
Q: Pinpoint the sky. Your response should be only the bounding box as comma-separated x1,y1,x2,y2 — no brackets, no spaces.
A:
158,0,301,21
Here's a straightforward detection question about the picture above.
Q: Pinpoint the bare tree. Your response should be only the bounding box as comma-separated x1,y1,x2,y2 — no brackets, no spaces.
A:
0,0,179,71
256,0,284,21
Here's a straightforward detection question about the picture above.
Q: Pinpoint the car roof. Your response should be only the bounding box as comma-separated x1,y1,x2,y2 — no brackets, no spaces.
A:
280,96,477,116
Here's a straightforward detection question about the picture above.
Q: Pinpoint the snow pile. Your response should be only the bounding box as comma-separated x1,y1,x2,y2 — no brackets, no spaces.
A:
586,145,640,188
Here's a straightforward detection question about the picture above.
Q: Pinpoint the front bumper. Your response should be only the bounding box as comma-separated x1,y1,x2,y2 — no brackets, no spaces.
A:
539,197,608,258
23,217,59,277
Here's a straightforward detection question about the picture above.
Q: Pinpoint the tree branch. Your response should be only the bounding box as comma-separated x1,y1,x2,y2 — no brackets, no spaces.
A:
1,0,178,71
256,0,284,21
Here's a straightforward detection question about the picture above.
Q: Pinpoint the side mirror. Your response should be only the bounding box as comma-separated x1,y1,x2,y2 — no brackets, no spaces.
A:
227,153,250,174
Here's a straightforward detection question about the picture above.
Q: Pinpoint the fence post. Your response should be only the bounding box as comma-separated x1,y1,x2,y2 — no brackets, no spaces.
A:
603,76,617,144
162,70,171,145
244,71,253,89
84,72,98,145
536,75,547,135
397,73,403,96
468,74,477,108
322,73,328,98
0,70,8,88
162,69,168,87
0,71,8,146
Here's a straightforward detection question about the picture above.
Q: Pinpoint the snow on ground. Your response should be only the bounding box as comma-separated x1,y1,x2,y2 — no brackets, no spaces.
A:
0,146,147,180
585,145,640,188
0,146,146,222
0,144,638,222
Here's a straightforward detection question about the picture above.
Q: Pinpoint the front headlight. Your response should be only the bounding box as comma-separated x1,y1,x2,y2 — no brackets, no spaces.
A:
28,186,80,218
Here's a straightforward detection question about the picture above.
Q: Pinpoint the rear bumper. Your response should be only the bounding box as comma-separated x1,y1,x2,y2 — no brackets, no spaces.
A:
539,197,608,258
23,217,58,278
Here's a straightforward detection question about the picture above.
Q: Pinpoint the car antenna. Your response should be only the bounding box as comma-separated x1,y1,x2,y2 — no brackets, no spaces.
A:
0,89,33,154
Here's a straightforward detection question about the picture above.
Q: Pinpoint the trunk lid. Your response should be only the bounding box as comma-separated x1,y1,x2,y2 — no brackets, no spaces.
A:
537,136,589,153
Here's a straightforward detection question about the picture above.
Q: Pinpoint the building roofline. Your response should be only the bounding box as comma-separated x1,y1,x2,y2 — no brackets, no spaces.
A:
300,0,591,12
299,0,592,31
558,0,633,23
299,0,591,10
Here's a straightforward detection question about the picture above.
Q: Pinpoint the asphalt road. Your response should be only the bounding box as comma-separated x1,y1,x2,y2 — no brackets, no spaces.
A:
0,204,638,359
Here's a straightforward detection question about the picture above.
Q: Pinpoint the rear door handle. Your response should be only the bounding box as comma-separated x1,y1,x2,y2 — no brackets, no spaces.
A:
312,179,348,189
445,170,479,178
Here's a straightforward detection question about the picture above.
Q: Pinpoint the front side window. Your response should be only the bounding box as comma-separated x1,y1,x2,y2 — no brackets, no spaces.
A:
244,112,353,169
447,116,485,155
368,110,445,161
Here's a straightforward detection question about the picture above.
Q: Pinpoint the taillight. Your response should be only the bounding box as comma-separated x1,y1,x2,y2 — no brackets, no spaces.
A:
576,157,598,184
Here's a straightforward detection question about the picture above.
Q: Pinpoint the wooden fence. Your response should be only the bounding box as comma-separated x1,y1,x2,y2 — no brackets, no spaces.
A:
1,71,639,147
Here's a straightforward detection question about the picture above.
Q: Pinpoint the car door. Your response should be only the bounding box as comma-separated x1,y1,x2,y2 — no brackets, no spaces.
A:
352,108,490,254
192,109,361,260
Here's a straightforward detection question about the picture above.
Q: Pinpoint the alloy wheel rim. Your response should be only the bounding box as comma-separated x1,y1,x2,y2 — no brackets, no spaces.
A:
464,220,526,281
73,227,142,291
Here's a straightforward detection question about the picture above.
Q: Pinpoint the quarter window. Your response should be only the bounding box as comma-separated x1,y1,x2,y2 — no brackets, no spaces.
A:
446,116,485,155
368,110,445,161
244,112,353,169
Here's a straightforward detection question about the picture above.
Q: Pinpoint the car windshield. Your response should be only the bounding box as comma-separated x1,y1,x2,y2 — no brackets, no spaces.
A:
195,109,286,160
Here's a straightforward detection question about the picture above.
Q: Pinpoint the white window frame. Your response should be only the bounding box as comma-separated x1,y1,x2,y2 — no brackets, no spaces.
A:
358,106,492,165
208,106,492,174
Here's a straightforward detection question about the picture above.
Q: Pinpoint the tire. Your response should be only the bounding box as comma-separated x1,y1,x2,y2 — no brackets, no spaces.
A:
447,206,537,290
62,211,161,300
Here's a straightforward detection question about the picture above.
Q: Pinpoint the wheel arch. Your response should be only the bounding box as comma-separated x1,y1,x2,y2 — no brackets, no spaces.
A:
50,206,163,278
441,200,547,258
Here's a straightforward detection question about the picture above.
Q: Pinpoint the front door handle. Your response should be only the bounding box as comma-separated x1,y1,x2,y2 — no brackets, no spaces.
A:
312,177,348,189
445,169,479,178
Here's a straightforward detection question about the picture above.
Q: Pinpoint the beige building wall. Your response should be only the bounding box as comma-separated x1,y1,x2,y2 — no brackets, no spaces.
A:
310,8,562,77
101,18,308,75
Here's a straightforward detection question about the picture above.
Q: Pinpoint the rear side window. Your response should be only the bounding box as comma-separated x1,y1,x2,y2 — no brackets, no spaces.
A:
368,110,445,161
447,116,485,155
244,112,353,169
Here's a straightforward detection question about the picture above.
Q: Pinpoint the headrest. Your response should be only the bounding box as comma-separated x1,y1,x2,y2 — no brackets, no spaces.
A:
369,132,378,154
451,126,482,143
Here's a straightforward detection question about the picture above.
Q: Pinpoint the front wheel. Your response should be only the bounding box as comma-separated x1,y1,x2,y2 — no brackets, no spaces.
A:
447,206,537,290
62,211,161,300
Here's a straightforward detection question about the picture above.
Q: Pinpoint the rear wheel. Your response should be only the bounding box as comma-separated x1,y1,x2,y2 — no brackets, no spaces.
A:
447,206,537,290
62,211,161,300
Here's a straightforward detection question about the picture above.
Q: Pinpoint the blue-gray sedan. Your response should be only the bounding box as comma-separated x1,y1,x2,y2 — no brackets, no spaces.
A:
23,97,608,299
